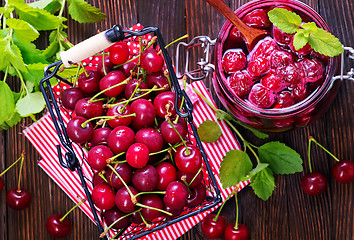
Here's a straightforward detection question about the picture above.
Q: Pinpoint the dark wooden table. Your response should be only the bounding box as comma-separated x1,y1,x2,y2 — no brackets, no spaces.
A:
1,0,353,239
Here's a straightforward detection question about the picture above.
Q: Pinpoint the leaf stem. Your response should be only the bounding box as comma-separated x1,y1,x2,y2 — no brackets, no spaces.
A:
246,144,260,164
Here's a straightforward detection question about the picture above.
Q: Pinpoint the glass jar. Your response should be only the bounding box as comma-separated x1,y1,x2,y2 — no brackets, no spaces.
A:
212,0,343,132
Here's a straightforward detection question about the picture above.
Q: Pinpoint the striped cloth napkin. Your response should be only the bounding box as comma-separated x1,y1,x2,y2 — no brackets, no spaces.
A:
23,24,249,239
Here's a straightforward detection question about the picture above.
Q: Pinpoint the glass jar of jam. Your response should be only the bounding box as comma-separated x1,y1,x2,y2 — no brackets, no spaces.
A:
212,0,348,132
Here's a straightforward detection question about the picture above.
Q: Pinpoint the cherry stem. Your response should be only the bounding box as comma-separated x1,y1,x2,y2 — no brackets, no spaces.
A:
110,160,127,164
81,115,116,128
121,80,141,112
134,191,166,198
234,188,239,230
17,151,26,191
106,164,135,202
60,198,86,222
309,136,340,162
106,86,162,108
102,52,108,76
188,168,203,187
307,137,313,173
98,172,108,184
100,209,140,238
108,152,126,163
164,70,172,88
152,156,170,166
139,210,150,227
136,202,172,216
158,34,188,54
0,154,22,177
213,190,235,222
167,119,190,155
90,79,129,102
149,142,182,156
192,87,218,113
80,62,89,77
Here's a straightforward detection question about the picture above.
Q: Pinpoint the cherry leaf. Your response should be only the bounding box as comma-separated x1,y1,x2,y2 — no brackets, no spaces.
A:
219,150,253,189
268,8,302,34
197,120,222,143
293,31,309,50
16,92,46,117
258,141,303,174
0,81,15,127
67,0,107,23
250,167,275,201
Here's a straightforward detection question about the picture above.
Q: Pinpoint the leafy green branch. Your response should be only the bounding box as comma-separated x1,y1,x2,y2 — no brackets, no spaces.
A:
0,0,106,130
194,88,303,201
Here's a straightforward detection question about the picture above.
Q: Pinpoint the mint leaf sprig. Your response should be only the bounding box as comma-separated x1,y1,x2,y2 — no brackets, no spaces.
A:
0,0,107,130
268,8,343,57
193,88,303,201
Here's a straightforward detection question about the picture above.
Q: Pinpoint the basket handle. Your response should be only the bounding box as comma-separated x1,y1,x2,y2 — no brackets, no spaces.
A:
59,25,125,68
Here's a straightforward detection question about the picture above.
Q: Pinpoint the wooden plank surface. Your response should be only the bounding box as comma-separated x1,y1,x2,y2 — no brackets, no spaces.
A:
0,0,352,239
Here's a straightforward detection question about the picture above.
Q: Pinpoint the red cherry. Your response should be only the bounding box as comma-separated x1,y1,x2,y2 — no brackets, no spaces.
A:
201,214,226,239
154,91,177,118
140,194,164,221
160,118,188,145
135,127,164,153
224,223,249,240
46,214,72,238
146,71,170,93
77,70,101,94
115,186,140,213
228,71,253,98
99,70,127,97
272,26,294,45
300,58,324,83
61,87,84,110
93,173,106,187
107,126,135,154
156,162,178,190
163,181,189,209
106,103,134,128
125,79,150,99
91,127,112,146
109,42,130,65
332,160,354,183
301,172,327,195
260,72,287,93
242,8,270,29
126,143,150,168
66,116,93,144
222,49,247,73
130,99,157,130
228,26,243,43
270,50,293,69
175,145,202,174
248,84,276,109
186,183,206,207
91,183,116,210
6,187,31,210
132,165,158,191
140,48,164,72
247,57,270,77
87,145,113,171
74,97,103,119
118,61,136,77
103,207,131,230
97,54,114,77
105,163,132,189
275,91,295,108
250,37,277,61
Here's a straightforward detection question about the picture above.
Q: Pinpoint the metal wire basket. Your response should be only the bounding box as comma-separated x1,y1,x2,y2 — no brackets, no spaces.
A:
39,25,222,239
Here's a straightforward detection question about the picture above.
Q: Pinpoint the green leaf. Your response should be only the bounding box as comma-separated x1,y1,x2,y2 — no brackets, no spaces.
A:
258,141,303,174
0,81,16,126
293,31,309,50
302,22,318,32
13,1,61,30
0,111,22,130
28,0,55,9
16,92,46,117
308,27,344,57
0,38,27,72
240,162,269,181
250,167,275,201
219,150,253,189
44,1,62,14
6,18,39,42
13,36,47,64
197,120,222,143
268,8,302,34
42,40,60,60
21,63,47,89
67,0,106,23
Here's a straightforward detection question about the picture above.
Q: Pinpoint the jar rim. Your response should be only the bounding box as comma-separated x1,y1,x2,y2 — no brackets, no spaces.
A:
214,0,338,117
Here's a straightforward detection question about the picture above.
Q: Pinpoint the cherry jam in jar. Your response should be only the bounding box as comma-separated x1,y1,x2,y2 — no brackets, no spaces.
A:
213,0,341,132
